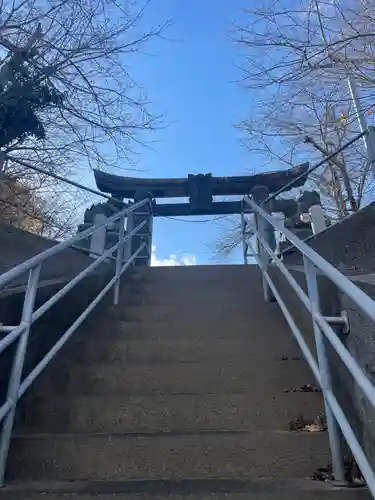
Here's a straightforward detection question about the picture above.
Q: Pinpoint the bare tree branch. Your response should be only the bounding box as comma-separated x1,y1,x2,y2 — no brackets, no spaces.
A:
0,0,166,236
218,0,375,256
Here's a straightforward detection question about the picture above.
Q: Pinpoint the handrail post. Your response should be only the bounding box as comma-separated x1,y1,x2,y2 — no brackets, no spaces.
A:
0,264,41,485
146,213,153,266
124,211,134,264
254,213,273,301
113,213,126,306
303,256,345,482
241,211,248,265
252,187,275,301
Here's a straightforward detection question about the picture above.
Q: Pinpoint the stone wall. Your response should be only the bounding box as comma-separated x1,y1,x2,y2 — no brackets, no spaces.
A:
271,201,375,466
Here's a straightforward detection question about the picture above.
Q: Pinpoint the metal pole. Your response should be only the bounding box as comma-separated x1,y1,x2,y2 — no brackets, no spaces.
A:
5,154,125,205
124,212,134,264
241,211,248,265
347,75,368,140
113,214,125,306
303,256,345,482
146,214,153,266
0,264,41,485
252,187,275,301
365,126,375,179
347,75,375,178
314,0,375,177
254,212,272,302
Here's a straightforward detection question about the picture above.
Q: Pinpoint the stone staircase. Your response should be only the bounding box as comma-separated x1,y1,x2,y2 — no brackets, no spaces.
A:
3,265,371,499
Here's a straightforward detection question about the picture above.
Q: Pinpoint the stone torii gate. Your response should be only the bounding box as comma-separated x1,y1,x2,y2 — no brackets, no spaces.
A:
79,163,321,266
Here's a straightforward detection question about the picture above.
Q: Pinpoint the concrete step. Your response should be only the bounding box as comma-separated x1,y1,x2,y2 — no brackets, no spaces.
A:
1,479,371,499
120,278,267,299
7,264,331,493
122,276,265,296
126,275,260,284
71,338,304,364
129,264,258,281
120,272,261,291
110,294,276,319
114,303,258,322
120,286,265,303
100,315,294,341
20,393,324,433
120,276,257,295
8,431,330,481
119,290,255,307
35,358,315,395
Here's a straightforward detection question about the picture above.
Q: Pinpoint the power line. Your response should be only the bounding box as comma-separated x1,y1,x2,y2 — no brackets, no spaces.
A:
5,154,122,203
263,130,366,204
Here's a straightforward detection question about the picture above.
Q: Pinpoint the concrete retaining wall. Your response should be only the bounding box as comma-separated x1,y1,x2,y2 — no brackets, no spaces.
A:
271,201,375,466
0,270,116,435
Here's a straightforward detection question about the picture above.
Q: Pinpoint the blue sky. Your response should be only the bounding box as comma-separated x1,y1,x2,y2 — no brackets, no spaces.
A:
113,0,256,265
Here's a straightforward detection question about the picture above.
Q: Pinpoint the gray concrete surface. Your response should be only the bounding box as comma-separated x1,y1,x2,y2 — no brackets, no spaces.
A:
0,478,371,500
5,265,370,498
9,431,331,481
20,393,324,434
0,224,110,293
278,201,375,470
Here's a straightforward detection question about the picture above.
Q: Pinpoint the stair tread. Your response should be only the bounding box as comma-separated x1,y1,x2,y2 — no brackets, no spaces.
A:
71,336,305,363
35,358,315,395
20,393,324,433
2,479,371,499
99,315,294,339
9,431,330,480
9,265,328,488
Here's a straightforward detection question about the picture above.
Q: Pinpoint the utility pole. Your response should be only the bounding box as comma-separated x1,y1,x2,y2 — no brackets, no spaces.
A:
314,0,375,177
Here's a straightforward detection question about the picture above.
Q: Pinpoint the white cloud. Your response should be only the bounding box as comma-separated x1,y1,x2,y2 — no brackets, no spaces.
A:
151,245,196,267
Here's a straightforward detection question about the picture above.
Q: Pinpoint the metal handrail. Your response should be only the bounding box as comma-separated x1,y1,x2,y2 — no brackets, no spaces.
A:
246,197,375,323
243,195,375,496
0,198,149,289
0,197,153,485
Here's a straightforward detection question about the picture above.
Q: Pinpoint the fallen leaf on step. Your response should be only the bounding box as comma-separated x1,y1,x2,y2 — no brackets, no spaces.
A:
303,423,322,432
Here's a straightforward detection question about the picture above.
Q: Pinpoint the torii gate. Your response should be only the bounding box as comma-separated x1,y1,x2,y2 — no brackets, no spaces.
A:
81,163,318,266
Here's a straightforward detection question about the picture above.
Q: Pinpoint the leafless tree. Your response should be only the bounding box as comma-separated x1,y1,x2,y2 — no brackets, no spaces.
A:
0,0,165,237
236,0,375,214
216,0,375,257
236,0,375,91
237,84,374,217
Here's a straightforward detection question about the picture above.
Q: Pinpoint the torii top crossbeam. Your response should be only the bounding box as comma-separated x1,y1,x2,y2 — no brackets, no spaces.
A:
93,164,309,217
94,164,309,201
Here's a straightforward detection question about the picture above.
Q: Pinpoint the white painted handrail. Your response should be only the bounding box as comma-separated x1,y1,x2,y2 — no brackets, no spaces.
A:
0,198,153,485
243,195,375,497
0,198,149,288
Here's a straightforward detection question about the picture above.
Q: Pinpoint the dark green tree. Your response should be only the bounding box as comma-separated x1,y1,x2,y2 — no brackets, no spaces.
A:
0,50,63,148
